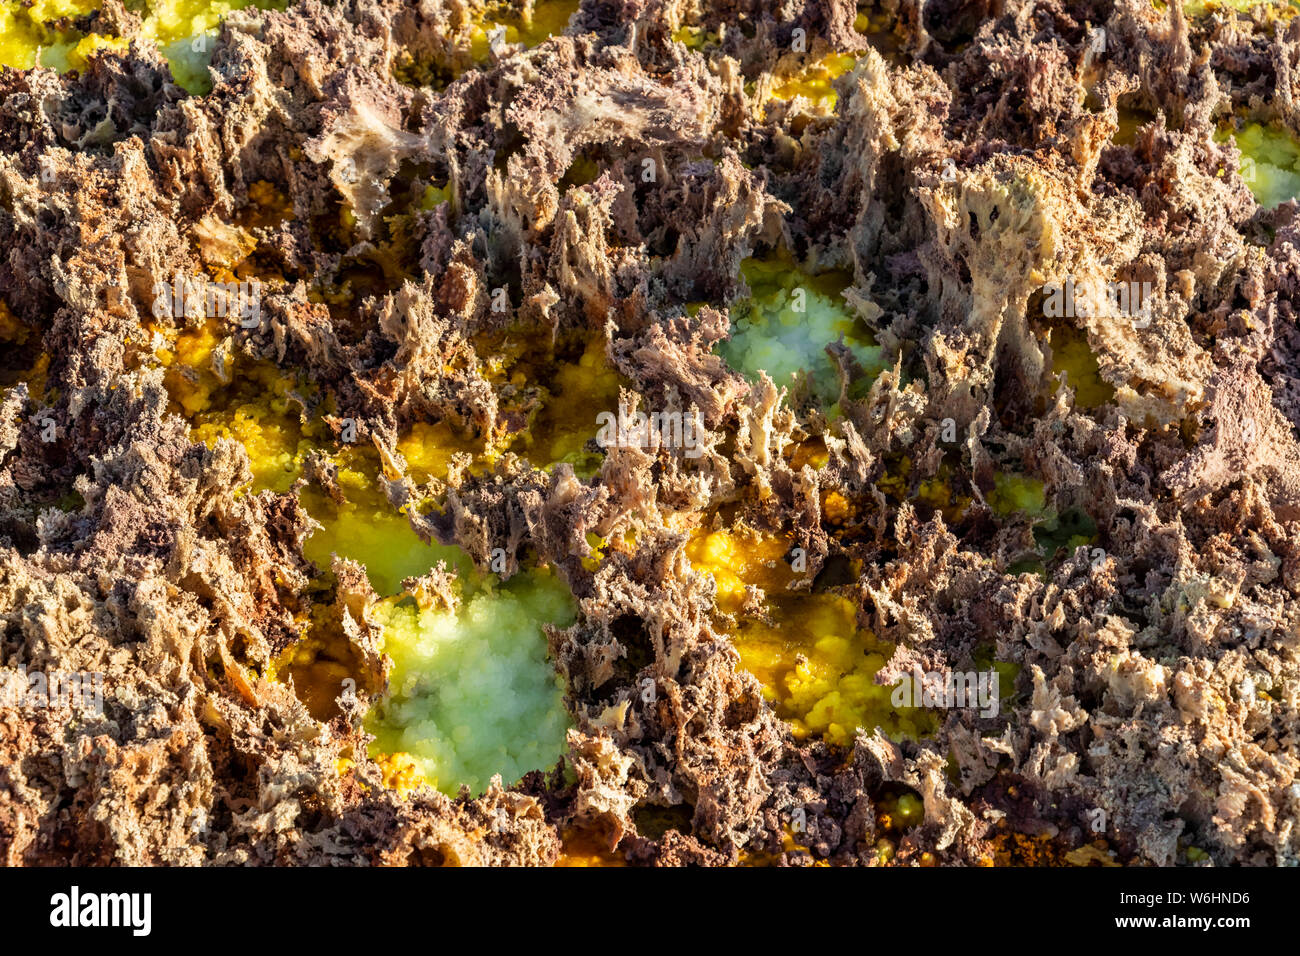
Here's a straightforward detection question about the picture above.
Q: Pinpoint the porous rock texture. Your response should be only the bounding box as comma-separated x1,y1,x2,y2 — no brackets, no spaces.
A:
2,0,1300,866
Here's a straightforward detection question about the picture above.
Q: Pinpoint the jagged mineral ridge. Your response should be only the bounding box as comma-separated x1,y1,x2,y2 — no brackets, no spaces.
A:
2,0,1300,865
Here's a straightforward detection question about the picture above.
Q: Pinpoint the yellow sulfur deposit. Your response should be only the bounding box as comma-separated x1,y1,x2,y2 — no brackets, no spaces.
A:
147,0,291,94
0,300,49,396
495,332,623,476
373,751,423,795
157,319,576,798
686,528,935,745
280,601,373,720
740,825,831,866
764,52,860,113
1050,323,1114,409
365,569,576,796
987,472,1049,519
718,257,887,411
420,184,452,210
671,24,718,49
156,320,481,595
511,0,581,47
987,471,1096,568
43,33,129,72
686,525,795,608
877,456,971,525
1222,121,1300,209
162,327,474,592
469,0,580,61
0,0,98,70
0,300,30,346
788,438,830,471
0,0,286,94
158,322,317,491
555,828,628,867
1183,0,1299,16
396,420,483,486
162,330,478,598
299,462,475,597
395,0,580,87
1112,106,1154,147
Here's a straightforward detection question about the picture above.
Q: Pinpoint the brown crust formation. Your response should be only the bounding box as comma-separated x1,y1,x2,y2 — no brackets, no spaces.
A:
2,0,1300,865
